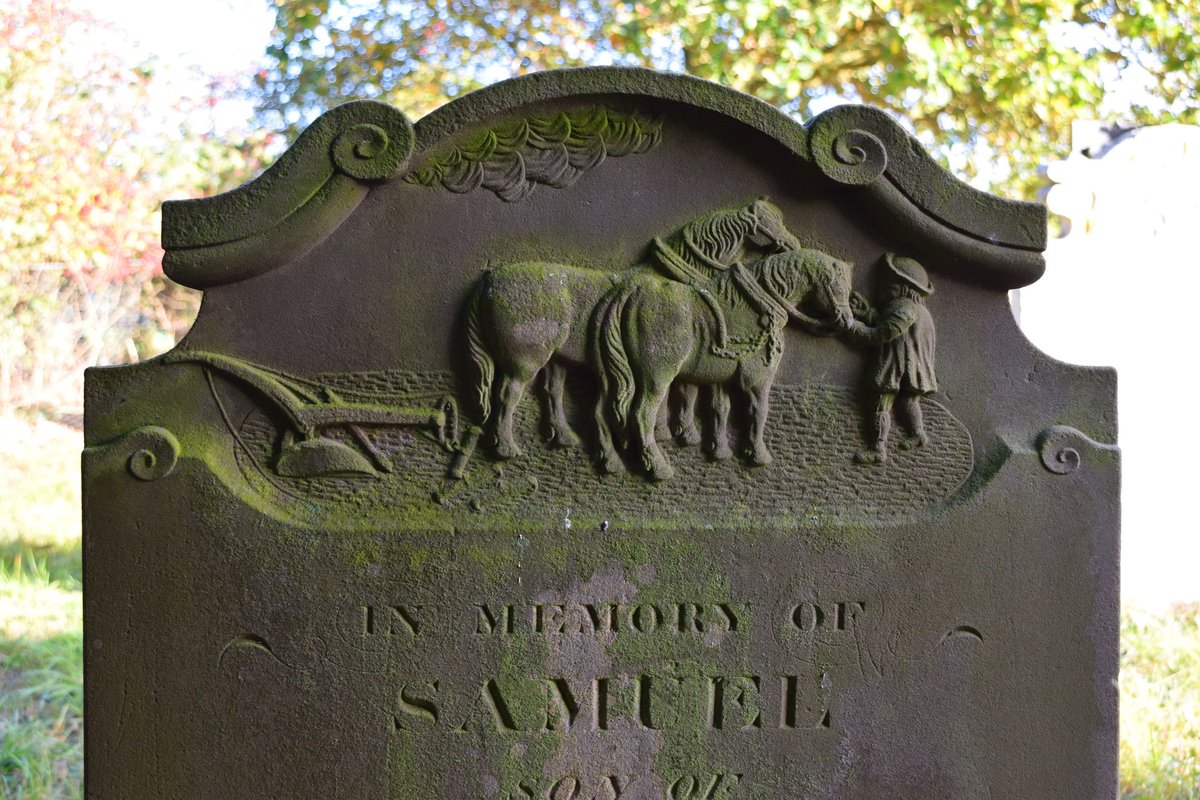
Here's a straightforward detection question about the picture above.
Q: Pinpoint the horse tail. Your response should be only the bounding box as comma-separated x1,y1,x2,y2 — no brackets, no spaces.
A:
464,276,494,423
591,291,617,434
597,283,638,425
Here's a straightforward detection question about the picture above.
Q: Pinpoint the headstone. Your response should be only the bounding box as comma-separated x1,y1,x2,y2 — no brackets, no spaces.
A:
84,68,1119,799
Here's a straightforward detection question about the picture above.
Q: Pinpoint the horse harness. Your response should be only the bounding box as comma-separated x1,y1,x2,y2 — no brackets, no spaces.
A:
651,238,794,363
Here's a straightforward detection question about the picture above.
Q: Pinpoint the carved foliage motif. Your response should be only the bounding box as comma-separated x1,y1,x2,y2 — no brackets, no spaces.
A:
405,107,662,202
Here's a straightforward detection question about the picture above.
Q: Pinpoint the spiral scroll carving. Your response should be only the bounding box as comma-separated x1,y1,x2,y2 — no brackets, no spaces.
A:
86,425,181,482
331,117,415,183
332,122,408,181
809,123,888,186
1038,425,1086,475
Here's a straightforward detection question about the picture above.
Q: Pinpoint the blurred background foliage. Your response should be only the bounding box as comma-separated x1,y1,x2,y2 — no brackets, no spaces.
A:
2,1,1200,797
4,0,1200,412
258,0,1200,197
0,0,273,412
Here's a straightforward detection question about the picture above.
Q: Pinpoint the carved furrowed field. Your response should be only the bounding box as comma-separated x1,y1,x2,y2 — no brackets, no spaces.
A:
226,371,974,528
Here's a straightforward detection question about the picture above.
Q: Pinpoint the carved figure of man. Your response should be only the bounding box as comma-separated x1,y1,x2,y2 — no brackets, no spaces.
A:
843,253,937,465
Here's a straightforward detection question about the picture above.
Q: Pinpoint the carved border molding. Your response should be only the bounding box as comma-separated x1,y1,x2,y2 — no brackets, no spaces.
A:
806,104,1045,289
161,100,414,289
160,67,1046,291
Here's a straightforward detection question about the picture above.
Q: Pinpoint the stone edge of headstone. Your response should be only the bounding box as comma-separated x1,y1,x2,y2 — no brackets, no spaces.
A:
158,66,1045,292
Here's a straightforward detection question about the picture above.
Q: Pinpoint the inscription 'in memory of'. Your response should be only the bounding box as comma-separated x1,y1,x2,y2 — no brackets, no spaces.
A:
360,599,867,637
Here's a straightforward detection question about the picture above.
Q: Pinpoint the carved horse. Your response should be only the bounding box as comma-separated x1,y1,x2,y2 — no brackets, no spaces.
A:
464,199,801,460
595,248,855,481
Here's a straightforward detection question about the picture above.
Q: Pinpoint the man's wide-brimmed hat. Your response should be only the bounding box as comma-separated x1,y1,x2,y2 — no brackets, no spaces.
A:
885,252,934,295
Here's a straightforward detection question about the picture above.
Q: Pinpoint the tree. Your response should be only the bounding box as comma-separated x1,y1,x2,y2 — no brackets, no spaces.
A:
0,0,273,410
255,0,1200,199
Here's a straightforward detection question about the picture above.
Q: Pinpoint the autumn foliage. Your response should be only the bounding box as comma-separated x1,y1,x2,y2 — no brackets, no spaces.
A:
0,0,270,410
259,0,1200,200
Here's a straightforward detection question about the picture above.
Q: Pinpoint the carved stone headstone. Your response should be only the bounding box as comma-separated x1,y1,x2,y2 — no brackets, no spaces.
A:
84,69,1119,799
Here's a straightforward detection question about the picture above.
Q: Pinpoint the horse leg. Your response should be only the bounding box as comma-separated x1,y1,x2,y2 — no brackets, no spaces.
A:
626,286,693,480
654,391,672,442
481,263,573,460
708,387,733,461
593,392,624,473
633,377,675,481
542,361,581,448
746,376,776,466
588,388,624,472
493,368,537,459
673,383,701,446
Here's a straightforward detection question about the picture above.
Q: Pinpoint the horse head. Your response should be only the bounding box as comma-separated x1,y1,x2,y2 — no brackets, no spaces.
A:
761,250,854,333
746,197,801,252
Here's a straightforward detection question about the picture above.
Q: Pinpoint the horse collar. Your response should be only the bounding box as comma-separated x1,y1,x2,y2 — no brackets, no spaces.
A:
652,237,708,285
731,261,790,326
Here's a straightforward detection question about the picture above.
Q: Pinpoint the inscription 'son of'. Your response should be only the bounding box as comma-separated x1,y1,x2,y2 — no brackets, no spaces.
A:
480,772,744,800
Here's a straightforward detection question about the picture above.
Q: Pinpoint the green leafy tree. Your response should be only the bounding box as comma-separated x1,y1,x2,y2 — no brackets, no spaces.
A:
0,0,272,410
257,0,1200,198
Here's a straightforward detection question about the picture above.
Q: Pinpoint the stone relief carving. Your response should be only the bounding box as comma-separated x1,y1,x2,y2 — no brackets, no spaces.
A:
83,426,181,482
137,95,1004,520
164,201,973,519
1037,425,1118,475
162,350,464,479
463,197,829,480
161,100,414,289
215,373,972,527
138,89,1066,519
405,108,661,202
841,253,939,465
592,248,854,480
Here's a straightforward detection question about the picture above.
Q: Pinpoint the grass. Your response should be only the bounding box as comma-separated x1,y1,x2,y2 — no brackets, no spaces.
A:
1121,604,1200,799
0,414,83,800
0,414,1196,798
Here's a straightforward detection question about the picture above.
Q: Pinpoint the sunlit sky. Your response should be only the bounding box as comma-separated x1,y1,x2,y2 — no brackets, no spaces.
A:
78,0,273,133
80,0,273,76
79,0,1196,609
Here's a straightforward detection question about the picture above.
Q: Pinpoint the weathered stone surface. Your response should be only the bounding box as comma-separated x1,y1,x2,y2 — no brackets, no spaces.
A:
84,67,1118,799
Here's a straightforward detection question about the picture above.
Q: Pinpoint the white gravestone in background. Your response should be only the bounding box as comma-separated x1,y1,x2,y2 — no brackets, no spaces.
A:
1025,121,1200,609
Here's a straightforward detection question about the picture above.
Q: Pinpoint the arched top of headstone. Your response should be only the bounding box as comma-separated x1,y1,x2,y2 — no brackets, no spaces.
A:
161,67,1044,291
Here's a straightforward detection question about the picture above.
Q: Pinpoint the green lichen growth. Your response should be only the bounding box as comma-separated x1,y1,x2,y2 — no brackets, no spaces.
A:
351,541,381,569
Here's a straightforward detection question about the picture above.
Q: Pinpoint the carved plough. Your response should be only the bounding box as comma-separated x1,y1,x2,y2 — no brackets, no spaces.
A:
165,350,465,478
